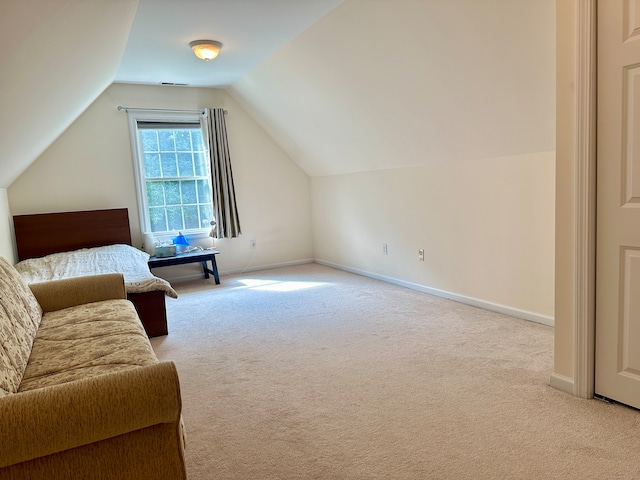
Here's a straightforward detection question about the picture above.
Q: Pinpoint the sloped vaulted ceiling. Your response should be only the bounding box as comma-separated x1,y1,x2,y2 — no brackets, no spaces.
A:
229,0,555,177
0,0,139,188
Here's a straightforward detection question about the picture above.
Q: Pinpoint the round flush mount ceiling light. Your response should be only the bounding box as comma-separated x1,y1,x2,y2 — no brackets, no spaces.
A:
189,40,223,61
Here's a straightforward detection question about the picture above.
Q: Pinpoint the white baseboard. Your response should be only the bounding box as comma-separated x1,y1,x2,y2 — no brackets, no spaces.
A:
315,259,555,327
549,372,575,395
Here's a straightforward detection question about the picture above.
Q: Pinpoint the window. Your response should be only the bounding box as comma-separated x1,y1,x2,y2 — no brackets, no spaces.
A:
128,112,214,236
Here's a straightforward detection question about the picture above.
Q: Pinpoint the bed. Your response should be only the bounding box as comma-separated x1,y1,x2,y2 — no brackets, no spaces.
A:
12,208,176,337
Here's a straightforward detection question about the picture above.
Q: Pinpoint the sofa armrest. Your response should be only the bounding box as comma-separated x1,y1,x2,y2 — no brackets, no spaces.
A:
0,362,182,469
29,273,127,312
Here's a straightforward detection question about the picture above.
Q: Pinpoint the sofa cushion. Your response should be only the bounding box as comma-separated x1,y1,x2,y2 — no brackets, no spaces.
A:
0,257,43,397
19,299,157,392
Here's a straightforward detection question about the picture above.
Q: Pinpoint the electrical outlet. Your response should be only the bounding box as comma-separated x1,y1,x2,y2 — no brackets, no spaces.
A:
418,249,424,261
382,243,388,255
250,239,256,249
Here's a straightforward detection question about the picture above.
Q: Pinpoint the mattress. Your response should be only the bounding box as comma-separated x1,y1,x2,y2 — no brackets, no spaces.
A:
14,244,178,299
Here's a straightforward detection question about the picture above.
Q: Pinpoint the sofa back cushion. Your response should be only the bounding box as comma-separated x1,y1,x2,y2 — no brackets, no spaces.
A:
0,256,43,396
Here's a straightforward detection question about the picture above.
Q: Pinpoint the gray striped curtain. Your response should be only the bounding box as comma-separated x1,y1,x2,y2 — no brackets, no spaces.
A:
201,108,242,238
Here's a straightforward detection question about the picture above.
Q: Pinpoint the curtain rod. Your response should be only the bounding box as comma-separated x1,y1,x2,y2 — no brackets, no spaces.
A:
117,106,228,115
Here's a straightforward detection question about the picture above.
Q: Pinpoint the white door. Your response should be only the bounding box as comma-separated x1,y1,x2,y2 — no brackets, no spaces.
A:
595,0,640,408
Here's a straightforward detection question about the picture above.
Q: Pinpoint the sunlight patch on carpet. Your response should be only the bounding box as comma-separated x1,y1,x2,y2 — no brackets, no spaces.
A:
238,278,327,292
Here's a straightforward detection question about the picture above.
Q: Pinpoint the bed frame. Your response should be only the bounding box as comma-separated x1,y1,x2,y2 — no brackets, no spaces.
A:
13,208,168,337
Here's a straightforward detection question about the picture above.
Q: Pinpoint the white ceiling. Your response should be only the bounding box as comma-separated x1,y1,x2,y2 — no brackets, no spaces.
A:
115,0,344,87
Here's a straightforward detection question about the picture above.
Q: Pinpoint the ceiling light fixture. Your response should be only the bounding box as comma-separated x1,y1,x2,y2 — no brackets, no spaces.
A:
189,40,223,61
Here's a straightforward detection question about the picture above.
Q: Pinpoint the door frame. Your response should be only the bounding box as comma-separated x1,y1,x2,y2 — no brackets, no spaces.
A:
573,0,597,399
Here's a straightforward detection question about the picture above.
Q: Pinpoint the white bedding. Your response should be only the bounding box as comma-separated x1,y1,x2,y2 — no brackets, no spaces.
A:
14,244,178,299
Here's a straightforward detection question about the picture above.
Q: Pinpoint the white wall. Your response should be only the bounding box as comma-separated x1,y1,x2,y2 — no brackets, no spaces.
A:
312,152,555,321
8,83,313,279
553,0,579,388
0,190,15,262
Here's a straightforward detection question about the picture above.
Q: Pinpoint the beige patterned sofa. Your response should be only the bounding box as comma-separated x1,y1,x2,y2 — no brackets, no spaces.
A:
0,257,187,479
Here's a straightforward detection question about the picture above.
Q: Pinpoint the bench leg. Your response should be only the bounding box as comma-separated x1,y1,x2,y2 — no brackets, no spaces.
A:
201,258,221,284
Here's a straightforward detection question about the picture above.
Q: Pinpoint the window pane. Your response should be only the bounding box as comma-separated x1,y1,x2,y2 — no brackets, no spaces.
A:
199,205,214,228
194,152,208,176
177,153,195,177
149,207,167,233
175,130,191,151
197,179,211,203
160,153,178,177
181,180,197,204
140,130,158,152
183,205,199,229
146,182,165,206
166,206,183,231
158,130,175,151
165,181,181,205
144,153,161,178
192,131,204,151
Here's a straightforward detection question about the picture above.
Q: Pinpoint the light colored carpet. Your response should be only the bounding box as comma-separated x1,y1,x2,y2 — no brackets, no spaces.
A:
151,263,640,479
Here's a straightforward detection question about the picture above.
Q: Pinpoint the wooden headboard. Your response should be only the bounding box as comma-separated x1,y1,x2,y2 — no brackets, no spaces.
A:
13,208,132,261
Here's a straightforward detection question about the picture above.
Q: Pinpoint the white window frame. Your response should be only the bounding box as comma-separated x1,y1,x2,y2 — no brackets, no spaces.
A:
127,111,213,239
